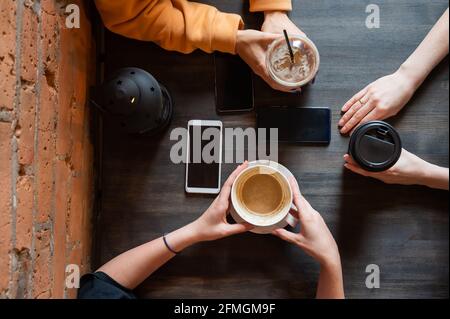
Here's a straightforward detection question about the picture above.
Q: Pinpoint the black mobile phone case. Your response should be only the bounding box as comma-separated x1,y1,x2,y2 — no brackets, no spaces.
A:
256,106,331,144
214,53,254,114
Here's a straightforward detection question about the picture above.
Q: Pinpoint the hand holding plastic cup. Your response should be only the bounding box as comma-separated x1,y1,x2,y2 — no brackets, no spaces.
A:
266,34,320,91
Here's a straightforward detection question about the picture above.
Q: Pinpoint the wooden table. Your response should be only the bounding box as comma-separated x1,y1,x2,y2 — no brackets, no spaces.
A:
93,0,449,298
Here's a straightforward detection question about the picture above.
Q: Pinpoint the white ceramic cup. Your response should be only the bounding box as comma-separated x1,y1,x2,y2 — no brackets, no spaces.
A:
230,163,298,234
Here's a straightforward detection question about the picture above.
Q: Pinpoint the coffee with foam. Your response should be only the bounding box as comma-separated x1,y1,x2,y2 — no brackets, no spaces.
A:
234,166,291,221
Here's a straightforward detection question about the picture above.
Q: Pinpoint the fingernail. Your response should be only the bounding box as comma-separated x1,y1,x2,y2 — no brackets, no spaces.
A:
338,120,343,126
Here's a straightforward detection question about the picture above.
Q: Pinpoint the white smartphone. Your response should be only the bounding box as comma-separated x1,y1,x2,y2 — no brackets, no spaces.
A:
185,120,223,194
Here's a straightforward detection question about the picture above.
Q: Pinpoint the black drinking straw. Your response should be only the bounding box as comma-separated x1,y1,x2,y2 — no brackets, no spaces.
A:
283,29,295,64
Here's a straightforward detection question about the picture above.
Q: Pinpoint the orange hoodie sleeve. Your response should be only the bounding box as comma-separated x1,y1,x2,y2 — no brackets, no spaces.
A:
250,0,292,12
94,0,244,54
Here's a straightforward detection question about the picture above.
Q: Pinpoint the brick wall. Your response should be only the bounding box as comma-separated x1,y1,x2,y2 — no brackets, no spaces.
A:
0,0,94,298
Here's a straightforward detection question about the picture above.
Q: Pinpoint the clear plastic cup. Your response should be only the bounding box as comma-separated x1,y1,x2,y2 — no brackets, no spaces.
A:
266,35,320,90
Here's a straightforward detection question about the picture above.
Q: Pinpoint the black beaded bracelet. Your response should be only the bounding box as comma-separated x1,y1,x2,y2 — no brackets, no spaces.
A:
163,233,179,254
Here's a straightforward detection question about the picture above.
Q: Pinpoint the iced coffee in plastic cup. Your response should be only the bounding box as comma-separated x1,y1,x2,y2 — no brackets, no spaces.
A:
266,35,320,90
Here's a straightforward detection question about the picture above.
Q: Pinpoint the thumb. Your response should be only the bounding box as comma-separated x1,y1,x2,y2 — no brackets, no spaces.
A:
343,154,357,166
272,228,300,245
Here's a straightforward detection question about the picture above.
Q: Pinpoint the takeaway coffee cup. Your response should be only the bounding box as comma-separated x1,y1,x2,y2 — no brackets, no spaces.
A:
266,34,320,90
348,121,402,172
230,162,298,234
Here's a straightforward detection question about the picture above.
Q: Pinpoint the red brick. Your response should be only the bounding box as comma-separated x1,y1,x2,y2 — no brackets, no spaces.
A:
70,109,86,171
17,84,36,166
0,122,12,295
52,159,69,298
68,172,83,243
32,229,52,298
1,0,94,299
55,101,71,158
38,80,56,133
56,2,92,156
72,137,84,173
0,1,17,111
0,1,16,60
0,59,16,111
35,151,53,224
61,0,92,107
15,175,34,250
9,247,31,298
20,4,38,83
55,29,73,158
41,0,60,16
80,128,93,252
35,79,56,224
41,11,58,81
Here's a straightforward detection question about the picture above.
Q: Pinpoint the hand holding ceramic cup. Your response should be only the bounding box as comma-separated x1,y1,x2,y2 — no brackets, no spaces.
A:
230,161,298,234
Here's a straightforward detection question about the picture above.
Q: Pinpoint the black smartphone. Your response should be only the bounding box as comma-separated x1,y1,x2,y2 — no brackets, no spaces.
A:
257,106,331,144
214,53,254,113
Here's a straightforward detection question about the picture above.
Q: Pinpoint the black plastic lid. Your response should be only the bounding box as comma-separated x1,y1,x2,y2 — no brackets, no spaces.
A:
348,121,402,172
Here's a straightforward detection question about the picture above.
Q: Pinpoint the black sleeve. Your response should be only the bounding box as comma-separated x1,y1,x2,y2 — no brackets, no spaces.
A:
77,271,137,299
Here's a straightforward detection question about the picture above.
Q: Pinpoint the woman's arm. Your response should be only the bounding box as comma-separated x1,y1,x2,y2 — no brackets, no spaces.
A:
344,149,449,191
94,0,299,92
419,163,449,191
94,0,292,54
400,8,449,90
96,223,199,290
94,0,243,54
316,260,344,299
97,163,252,290
339,8,449,134
250,0,292,12
272,179,345,299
